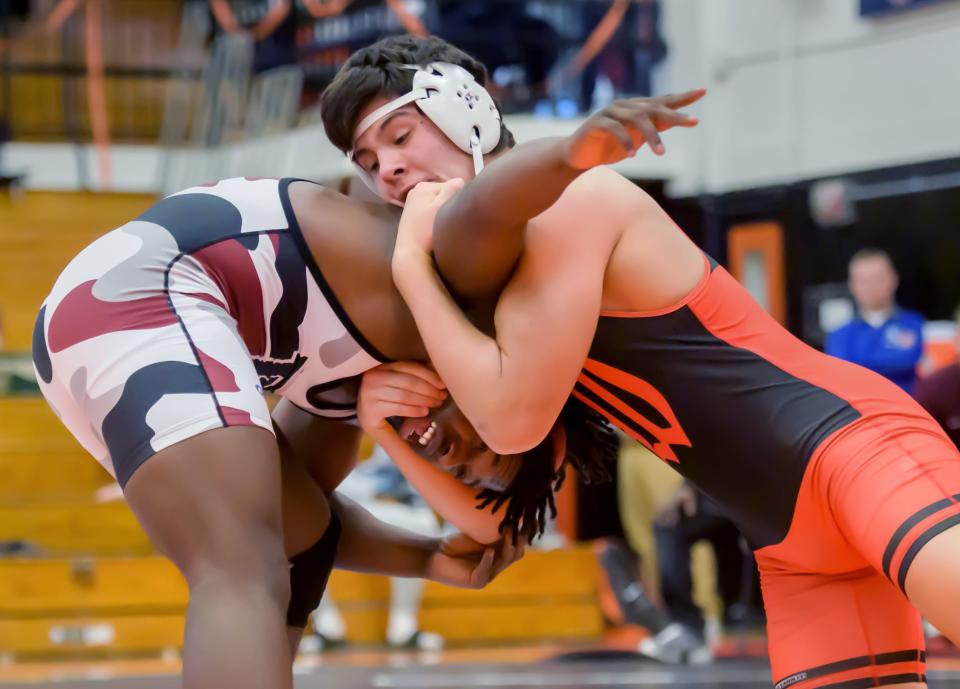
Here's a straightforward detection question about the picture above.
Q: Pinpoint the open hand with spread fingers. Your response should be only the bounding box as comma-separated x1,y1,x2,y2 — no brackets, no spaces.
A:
562,89,706,170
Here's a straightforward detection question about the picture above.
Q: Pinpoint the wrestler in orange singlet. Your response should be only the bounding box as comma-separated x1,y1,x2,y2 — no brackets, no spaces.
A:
325,34,960,689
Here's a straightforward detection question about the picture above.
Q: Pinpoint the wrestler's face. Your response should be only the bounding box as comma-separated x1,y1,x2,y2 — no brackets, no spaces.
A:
351,98,476,207
397,399,522,492
849,255,898,313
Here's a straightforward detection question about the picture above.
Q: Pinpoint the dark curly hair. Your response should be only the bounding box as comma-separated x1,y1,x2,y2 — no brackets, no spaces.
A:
476,396,619,544
320,34,515,155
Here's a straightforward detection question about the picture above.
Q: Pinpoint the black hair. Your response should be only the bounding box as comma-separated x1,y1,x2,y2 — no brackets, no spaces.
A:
476,396,619,544
320,34,515,155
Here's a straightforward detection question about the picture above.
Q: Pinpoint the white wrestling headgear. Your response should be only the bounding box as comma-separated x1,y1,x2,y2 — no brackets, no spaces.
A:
348,62,502,193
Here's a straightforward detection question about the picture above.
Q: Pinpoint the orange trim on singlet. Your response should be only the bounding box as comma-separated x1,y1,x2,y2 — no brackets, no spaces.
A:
590,250,940,467
680,261,933,423
577,359,691,463
573,388,662,454
598,253,712,319
589,248,941,459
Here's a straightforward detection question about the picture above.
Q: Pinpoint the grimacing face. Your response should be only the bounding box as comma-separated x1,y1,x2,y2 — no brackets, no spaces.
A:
351,97,477,207
395,398,522,492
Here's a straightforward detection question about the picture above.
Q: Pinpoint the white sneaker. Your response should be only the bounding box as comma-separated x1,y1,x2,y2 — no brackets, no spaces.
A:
388,630,445,651
638,623,712,665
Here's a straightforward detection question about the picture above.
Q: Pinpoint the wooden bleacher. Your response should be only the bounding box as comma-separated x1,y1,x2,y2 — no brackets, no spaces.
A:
0,190,158,352
0,549,602,658
0,398,114,504
0,397,601,657
7,0,183,143
0,190,604,660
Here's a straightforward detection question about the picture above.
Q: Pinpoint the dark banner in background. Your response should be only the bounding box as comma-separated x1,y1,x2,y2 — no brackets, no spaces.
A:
860,0,956,17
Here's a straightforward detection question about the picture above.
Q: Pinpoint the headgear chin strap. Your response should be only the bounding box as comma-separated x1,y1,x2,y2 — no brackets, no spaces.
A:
349,62,502,195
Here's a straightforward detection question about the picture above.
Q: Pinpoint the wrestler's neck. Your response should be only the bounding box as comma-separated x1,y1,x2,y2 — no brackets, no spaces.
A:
472,148,507,178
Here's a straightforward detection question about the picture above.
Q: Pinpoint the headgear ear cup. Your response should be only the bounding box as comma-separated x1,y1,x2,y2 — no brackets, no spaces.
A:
410,63,501,167
349,62,502,195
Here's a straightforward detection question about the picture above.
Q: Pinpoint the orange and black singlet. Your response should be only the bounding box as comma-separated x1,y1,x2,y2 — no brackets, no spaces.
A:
573,254,934,548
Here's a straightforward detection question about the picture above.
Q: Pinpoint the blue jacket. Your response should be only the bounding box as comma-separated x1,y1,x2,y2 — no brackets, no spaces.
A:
825,308,925,393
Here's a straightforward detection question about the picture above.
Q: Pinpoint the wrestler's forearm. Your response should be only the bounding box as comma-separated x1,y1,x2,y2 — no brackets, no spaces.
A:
432,137,582,299
395,262,526,453
370,425,503,544
439,137,581,233
330,493,438,577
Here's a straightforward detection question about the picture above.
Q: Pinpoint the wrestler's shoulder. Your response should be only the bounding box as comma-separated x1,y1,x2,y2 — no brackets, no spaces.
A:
562,167,657,211
530,168,638,249
535,167,657,238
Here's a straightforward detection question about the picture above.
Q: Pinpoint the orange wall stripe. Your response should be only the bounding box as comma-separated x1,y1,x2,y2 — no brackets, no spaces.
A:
385,0,427,37
727,222,786,325
0,0,81,52
565,0,629,77
84,0,111,187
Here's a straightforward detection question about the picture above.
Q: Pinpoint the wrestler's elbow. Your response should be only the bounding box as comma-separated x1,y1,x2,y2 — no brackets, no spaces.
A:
464,521,503,546
477,409,553,456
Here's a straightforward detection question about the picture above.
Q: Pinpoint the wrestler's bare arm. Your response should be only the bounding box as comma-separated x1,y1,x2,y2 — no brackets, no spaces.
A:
431,137,583,301
273,398,363,492
370,424,504,543
272,399,515,585
333,492,523,588
431,91,704,302
351,362,507,544
395,172,641,454
327,491,437,576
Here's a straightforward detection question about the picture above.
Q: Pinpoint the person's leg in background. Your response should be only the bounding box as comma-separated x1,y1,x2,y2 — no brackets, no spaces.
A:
615,443,711,663
711,525,763,633
328,449,446,650
652,509,702,634
575,442,663,633
375,501,445,649
642,487,713,664
695,496,763,634
595,538,670,632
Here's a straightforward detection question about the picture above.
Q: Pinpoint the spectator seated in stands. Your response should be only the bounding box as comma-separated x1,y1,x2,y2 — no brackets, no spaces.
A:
826,248,925,393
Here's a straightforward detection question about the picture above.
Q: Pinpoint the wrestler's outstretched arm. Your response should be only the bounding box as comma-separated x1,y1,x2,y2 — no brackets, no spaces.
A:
431,91,704,300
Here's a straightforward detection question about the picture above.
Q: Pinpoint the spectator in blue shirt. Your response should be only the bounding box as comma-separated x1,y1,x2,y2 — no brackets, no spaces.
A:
826,248,925,393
